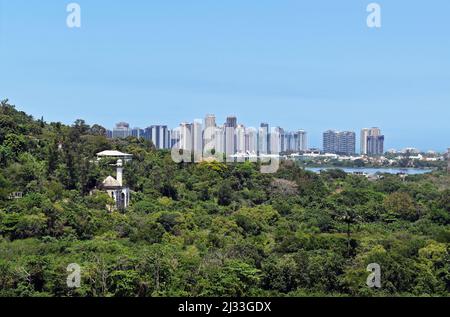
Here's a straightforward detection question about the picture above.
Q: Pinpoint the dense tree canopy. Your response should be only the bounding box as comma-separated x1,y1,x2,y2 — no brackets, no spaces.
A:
0,100,449,297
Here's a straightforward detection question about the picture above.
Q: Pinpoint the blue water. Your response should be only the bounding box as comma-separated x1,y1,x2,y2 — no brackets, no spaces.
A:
305,167,433,175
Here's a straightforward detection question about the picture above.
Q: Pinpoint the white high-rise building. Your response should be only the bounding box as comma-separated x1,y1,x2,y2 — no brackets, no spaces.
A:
245,128,258,154
203,114,216,148
192,119,203,161
225,116,237,157
259,123,269,154
235,125,246,153
270,127,283,155
298,130,308,151
361,128,370,155
179,122,192,152
204,114,216,129
214,126,225,155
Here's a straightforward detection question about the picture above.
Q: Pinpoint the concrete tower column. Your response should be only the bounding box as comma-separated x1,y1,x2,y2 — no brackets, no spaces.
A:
116,159,123,186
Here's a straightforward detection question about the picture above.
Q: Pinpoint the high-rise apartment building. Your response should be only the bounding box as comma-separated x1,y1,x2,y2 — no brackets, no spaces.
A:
245,128,258,154
270,127,284,155
338,131,356,155
224,116,237,156
282,130,307,153
131,127,143,139
179,122,192,152
214,126,225,154
203,114,216,148
259,123,269,154
147,125,170,150
170,128,181,149
367,134,385,156
361,127,384,156
235,124,246,153
298,130,308,152
323,130,339,154
323,130,355,155
192,119,203,160
112,122,132,139
285,132,295,152
204,114,216,129
360,128,370,155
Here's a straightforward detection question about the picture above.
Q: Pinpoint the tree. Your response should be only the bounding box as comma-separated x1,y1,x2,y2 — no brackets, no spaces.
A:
218,181,233,206
383,192,418,221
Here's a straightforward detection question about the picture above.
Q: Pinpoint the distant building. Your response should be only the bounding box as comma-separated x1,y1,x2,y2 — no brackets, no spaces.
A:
323,130,339,154
179,122,192,152
245,127,258,154
323,130,355,155
367,136,384,155
153,125,170,149
170,128,181,149
225,116,237,157
112,122,132,139
192,119,203,160
297,130,308,152
338,131,356,155
360,128,370,155
235,124,246,153
259,123,269,154
131,127,144,139
203,114,217,149
270,127,284,155
361,127,384,156
214,126,225,154
285,132,296,152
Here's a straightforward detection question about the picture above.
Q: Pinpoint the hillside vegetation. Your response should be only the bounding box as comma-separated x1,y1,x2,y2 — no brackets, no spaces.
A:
0,99,449,297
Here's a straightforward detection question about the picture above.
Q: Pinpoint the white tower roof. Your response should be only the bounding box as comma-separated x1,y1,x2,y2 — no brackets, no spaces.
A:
102,176,121,188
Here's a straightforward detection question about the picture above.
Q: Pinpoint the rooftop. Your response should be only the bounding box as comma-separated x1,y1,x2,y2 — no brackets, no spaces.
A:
102,176,121,188
96,150,133,158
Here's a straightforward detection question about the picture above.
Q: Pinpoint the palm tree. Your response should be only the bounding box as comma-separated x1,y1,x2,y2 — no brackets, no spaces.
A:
334,208,361,256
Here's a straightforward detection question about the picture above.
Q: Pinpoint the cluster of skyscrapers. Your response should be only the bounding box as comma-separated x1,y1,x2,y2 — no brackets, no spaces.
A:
107,115,308,156
107,119,385,157
108,122,171,149
322,127,385,156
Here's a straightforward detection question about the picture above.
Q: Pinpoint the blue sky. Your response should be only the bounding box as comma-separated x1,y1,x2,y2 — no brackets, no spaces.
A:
0,0,449,151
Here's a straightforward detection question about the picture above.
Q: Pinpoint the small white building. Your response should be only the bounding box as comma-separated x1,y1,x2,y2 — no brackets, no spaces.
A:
96,150,133,162
102,159,130,211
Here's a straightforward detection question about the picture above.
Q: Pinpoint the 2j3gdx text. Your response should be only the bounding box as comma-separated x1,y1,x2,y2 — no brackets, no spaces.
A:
178,301,271,314
222,302,271,314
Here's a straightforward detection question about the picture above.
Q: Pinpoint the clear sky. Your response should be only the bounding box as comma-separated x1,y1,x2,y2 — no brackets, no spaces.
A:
0,0,449,151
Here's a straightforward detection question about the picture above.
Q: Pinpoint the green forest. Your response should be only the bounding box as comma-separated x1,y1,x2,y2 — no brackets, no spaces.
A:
0,99,449,297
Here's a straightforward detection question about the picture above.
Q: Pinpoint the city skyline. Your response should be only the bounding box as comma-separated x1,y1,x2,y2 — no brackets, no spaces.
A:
107,114,310,155
103,115,444,154
107,114,393,156
106,116,445,155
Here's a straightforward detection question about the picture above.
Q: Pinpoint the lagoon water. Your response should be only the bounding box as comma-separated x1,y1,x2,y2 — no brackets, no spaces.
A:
305,167,433,175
